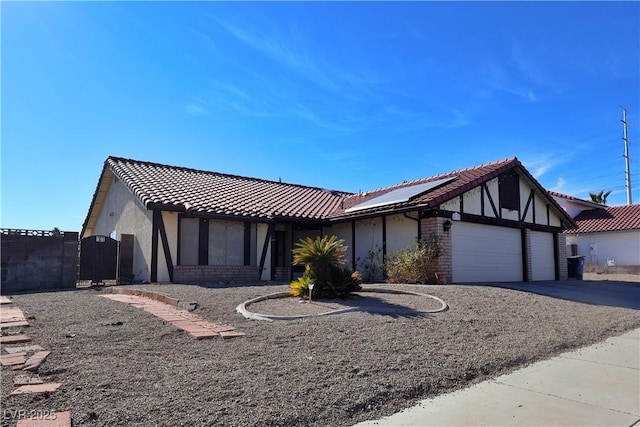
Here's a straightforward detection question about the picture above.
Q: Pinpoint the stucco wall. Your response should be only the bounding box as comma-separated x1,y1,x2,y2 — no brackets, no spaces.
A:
91,177,152,283
385,213,419,254
354,217,383,281
323,222,354,268
566,230,640,266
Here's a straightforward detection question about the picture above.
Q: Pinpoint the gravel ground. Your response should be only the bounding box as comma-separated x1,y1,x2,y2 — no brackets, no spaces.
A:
2,282,640,427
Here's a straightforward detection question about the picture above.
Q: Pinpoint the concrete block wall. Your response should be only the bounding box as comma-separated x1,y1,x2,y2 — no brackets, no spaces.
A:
1,230,79,292
174,265,261,284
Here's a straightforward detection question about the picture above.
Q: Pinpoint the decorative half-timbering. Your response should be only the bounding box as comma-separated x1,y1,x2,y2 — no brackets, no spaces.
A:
81,156,575,284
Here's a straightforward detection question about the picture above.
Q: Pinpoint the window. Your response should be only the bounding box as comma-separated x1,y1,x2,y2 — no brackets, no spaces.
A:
499,172,520,211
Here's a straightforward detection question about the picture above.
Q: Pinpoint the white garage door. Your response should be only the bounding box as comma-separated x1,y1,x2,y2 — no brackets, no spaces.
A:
530,231,556,281
452,222,522,283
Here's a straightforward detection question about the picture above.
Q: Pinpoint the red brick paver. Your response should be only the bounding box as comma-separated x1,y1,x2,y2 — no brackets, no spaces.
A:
23,350,51,372
0,334,32,344
0,320,30,329
3,345,44,354
100,292,244,340
9,382,62,396
0,353,27,366
16,410,72,427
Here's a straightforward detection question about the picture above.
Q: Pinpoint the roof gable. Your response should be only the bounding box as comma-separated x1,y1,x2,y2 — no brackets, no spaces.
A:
567,205,640,233
81,157,351,236
330,157,575,227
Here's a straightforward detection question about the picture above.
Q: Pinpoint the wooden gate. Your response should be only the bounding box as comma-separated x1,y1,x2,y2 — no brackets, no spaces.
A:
79,235,118,283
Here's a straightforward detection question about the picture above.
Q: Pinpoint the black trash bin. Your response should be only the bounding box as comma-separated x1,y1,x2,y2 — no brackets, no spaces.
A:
567,256,585,280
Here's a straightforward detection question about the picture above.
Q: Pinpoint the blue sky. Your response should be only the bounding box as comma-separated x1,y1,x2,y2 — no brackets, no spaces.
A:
2,1,639,232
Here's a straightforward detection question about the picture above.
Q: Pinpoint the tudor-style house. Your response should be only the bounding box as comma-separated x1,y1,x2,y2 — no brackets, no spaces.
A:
81,156,576,284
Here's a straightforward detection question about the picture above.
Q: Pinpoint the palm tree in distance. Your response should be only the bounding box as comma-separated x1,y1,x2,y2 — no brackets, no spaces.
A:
589,190,611,205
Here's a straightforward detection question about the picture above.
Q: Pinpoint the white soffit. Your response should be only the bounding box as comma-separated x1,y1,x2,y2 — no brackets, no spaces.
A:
345,176,457,213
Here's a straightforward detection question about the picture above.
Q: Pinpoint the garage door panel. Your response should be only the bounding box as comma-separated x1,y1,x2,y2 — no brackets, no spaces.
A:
452,223,522,283
530,231,555,281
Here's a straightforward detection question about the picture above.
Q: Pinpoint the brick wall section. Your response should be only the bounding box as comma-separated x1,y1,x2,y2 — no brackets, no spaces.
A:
420,217,452,284
523,229,532,281
557,233,568,280
174,266,261,284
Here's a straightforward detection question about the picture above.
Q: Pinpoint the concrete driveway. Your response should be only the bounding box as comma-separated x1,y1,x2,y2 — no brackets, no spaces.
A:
474,280,640,310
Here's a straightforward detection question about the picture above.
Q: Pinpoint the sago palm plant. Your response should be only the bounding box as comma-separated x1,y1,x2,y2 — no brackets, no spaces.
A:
290,235,361,298
292,235,347,276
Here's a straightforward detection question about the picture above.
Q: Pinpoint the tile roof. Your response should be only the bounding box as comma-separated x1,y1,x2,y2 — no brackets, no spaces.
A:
566,205,640,234
329,157,574,228
83,156,576,236
96,156,351,220
548,191,604,209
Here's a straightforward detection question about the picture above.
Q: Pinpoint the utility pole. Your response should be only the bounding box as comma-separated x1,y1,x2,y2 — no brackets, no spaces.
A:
621,107,632,205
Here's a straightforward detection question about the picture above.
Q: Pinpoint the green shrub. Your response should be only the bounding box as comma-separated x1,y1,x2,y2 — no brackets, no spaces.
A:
290,235,362,298
385,234,441,284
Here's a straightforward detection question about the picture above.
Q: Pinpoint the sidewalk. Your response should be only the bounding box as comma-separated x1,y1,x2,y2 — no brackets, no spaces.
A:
354,328,640,427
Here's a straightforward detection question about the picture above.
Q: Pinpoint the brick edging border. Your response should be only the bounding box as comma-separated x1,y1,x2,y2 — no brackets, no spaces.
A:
108,288,196,311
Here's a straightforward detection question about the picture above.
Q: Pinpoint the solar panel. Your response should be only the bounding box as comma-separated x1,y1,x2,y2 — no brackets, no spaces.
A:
344,176,456,213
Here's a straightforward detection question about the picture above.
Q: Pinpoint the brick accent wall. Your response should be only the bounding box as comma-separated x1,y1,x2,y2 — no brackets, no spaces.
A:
174,265,261,284
557,233,568,280
420,217,452,284
523,229,532,281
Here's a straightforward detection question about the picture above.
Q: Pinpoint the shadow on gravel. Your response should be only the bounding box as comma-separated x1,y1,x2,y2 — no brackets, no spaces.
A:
330,294,440,318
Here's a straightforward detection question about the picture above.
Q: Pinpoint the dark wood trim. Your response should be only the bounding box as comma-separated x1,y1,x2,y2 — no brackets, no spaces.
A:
176,214,182,266
382,215,387,279
151,211,159,282
435,210,564,233
480,185,485,217
553,232,560,280
244,222,251,266
484,183,499,218
521,189,534,222
521,228,529,282
258,223,273,281
156,211,174,282
459,194,464,214
532,193,536,224
198,219,209,266
351,220,356,269
546,205,550,226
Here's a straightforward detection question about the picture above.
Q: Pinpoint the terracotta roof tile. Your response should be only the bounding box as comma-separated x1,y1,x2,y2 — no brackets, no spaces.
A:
105,157,351,220
566,205,640,233
83,156,575,234
331,157,515,216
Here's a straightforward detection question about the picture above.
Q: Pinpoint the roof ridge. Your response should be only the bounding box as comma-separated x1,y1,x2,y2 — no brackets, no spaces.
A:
344,157,519,198
106,156,353,195
548,190,602,206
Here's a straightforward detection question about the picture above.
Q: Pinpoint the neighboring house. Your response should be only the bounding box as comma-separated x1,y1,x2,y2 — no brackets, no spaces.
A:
567,207,640,267
551,192,640,268
81,156,576,284
549,191,604,219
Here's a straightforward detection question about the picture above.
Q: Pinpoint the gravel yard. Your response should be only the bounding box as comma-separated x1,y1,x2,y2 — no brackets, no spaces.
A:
2,283,640,427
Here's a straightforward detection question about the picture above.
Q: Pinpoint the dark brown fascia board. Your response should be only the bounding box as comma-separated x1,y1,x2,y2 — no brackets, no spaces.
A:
150,203,329,225
440,210,565,233
327,204,430,224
